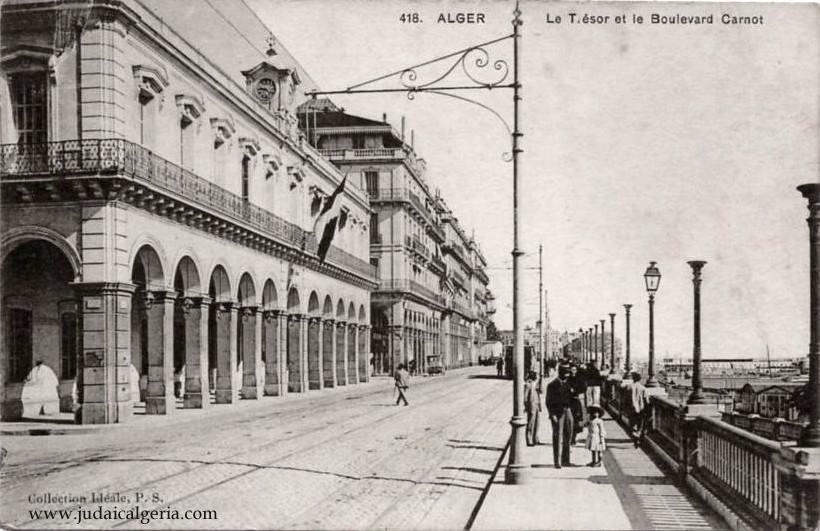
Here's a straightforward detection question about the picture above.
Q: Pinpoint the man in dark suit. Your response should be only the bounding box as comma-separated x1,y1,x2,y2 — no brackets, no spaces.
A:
567,364,588,444
546,366,575,468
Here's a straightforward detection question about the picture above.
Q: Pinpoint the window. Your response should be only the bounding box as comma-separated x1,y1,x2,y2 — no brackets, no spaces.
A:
352,134,366,149
370,213,380,243
61,312,77,379
365,171,379,196
139,92,155,149
180,118,195,170
11,73,48,145
241,155,251,201
7,308,32,382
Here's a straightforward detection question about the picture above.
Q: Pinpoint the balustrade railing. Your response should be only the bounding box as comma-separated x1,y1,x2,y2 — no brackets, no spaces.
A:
600,381,787,530
721,412,807,442
1,139,375,281
693,416,781,526
376,279,445,305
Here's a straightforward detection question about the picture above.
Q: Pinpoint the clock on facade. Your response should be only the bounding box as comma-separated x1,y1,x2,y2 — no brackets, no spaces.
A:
255,77,276,104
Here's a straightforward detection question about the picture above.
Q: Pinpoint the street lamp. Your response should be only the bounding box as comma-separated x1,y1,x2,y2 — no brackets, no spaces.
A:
623,304,632,374
797,184,820,447
644,261,661,387
687,261,707,405
609,313,616,372
600,319,606,370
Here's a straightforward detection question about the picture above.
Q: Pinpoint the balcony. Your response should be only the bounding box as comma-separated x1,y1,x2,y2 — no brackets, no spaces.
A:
1,139,376,283
411,234,431,261
430,254,446,273
376,279,446,307
368,187,442,241
319,147,405,161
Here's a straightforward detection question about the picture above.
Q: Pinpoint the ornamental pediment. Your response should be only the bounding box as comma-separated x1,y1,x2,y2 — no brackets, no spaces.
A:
175,94,205,124
210,116,236,146
132,64,169,96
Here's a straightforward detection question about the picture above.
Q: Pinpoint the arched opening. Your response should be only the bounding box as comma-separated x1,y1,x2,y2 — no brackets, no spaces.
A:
237,273,259,399
347,302,357,384
1,239,76,420
208,265,234,403
335,299,346,386
286,287,303,392
322,295,334,388
173,256,207,408
307,291,321,390
130,244,170,414
261,279,280,396
372,309,390,376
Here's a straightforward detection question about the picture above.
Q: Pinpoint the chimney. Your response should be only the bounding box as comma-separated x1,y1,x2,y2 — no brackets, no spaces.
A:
382,112,387,123
411,129,415,149
401,116,406,141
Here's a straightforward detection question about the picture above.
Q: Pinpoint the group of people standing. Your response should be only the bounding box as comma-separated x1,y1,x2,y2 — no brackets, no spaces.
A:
524,359,651,469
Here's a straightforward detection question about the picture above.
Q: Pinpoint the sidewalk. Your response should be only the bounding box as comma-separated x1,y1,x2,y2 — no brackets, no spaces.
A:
0,376,390,436
471,409,729,530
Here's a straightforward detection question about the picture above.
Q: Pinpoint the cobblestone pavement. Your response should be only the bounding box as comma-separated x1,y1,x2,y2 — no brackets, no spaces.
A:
0,367,510,530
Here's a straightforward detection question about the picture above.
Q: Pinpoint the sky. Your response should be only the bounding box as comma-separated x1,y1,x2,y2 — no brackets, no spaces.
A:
248,0,820,361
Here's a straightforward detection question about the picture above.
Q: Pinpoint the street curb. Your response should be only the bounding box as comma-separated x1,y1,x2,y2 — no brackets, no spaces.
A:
464,434,512,530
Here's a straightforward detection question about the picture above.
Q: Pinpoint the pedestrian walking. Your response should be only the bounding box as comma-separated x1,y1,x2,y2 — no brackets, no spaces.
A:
394,363,410,406
629,372,649,446
567,364,588,444
525,371,542,446
586,405,607,467
546,367,575,468
585,362,602,407
496,357,504,377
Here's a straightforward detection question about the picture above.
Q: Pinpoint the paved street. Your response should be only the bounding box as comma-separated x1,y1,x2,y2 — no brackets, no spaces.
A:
1,367,510,530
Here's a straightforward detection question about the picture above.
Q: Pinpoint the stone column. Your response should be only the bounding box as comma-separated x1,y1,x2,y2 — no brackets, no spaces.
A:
351,324,360,384
348,323,358,384
323,319,335,388
308,317,322,390
317,318,324,390
277,312,287,395
301,316,309,392
183,296,210,409
144,290,176,415
286,313,304,393
215,302,238,404
73,282,135,424
262,310,281,396
358,324,368,383
336,321,347,385
240,305,261,399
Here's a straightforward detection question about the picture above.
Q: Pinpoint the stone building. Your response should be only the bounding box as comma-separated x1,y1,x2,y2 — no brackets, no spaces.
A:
298,101,491,375
0,0,375,423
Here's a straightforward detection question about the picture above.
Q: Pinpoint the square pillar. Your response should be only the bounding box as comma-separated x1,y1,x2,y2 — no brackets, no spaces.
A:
324,319,336,388
183,296,210,408
336,321,347,386
145,290,176,415
278,312,287,395
349,324,358,384
263,310,281,396
215,302,238,404
73,282,135,424
240,306,261,399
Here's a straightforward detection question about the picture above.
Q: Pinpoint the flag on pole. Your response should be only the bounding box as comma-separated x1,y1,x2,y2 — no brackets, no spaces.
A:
313,174,347,262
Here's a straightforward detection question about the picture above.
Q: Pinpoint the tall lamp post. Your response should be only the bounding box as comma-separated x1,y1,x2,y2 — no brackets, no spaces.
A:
609,313,616,372
600,319,606,370
644,262,661,387
687,261,707,405
623,304,632,374
578,328,586,361
593,324,598,366
798,184,820,447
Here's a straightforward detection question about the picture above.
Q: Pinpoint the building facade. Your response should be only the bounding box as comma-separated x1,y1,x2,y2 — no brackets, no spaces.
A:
1,0,375,423
298,101,491,375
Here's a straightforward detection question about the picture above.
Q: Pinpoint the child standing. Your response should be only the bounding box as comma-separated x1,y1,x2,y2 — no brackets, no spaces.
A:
586,405,607,467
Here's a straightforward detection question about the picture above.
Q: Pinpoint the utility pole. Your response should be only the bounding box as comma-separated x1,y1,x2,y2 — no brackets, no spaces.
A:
538,243,543,372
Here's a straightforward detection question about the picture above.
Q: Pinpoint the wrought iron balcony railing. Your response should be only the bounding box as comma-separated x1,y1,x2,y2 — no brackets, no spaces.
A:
376,279,446,306
1,139,376,281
